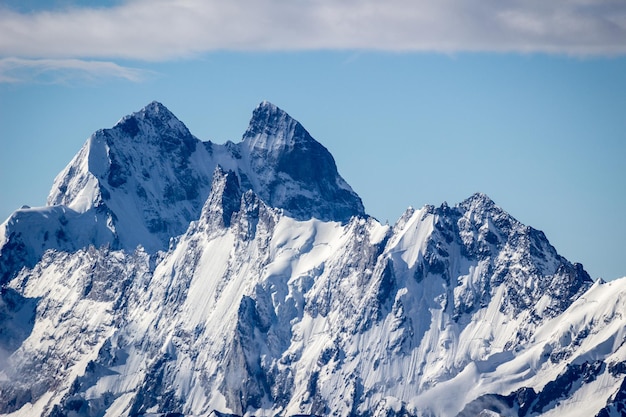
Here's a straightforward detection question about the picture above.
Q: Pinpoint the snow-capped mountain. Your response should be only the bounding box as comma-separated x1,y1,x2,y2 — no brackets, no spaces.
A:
0,102,624,417
0,101,363,285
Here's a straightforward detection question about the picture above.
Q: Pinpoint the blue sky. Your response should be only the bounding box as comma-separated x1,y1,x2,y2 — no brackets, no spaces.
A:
1,0,625,280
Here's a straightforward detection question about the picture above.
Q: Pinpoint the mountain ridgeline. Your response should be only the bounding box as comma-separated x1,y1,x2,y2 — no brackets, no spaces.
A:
0,102,624,417
0,101,364,285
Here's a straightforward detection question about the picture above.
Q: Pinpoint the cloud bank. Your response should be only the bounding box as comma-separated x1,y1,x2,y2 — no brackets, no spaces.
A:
1,0,625,82
2,0,625,59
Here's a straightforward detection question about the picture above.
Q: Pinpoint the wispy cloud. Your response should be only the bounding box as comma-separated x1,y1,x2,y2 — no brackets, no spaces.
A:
0,57,150,84
1,0,625,62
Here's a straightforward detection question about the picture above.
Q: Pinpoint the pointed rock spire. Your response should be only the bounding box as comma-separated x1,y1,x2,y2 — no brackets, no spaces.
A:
200,166,242,228
241,101,365,223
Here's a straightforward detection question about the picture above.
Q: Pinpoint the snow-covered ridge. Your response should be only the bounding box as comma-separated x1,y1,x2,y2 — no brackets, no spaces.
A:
0,101,623,417
1,101,363,285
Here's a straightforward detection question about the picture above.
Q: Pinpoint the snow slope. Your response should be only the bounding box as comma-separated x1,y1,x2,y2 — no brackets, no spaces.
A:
0,102,623,417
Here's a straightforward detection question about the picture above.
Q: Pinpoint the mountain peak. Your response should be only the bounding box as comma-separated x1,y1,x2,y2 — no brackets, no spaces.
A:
240,102,365,222
459,192,496,210
112,101,190,140
132,100,178,125
456,192,509,225
42,99,365,255
256,100,278,111
141,100,171,116
243,101,304,146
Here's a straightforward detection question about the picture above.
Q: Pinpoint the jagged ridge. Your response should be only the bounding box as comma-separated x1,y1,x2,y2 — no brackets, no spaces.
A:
0,101,622,417
0,101,364,285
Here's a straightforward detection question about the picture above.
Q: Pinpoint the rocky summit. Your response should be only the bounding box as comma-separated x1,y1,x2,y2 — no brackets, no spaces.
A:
0,102,624,417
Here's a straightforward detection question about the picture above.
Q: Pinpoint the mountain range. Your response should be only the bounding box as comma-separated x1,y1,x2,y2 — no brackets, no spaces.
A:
0,101,624,417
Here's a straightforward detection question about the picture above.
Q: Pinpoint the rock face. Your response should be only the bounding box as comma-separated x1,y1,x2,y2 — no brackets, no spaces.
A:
241,101,364,223
0,101,364,285
0,102,624,417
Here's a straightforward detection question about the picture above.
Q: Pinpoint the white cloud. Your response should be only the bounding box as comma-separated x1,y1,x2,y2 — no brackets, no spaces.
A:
0,57,150,83
0,0,625,61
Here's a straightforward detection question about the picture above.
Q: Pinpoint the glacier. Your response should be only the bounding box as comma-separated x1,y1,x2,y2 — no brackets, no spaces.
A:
0,101,624,417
